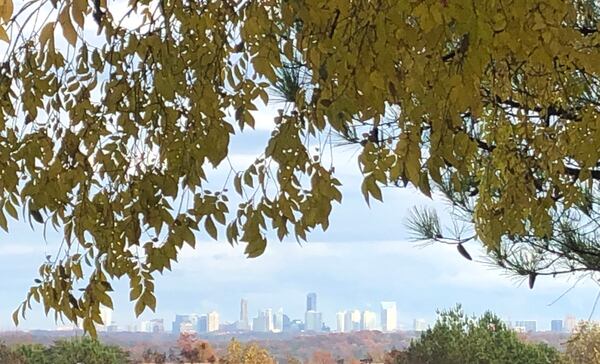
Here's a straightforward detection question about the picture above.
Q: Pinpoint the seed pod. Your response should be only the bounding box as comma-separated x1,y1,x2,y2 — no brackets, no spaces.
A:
528,272,537,289
457,243,472,261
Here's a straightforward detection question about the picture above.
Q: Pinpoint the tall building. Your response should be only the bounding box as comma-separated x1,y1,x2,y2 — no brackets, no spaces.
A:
274,308,284,332
361,310,377,330
99,306,113,331
336,311,346,333
414,319,428,331
238,298,249,330
305,310,323,331
139,321,153,333
381,302,397,332
150,319,164,333
515,320,537,333
173,314,199,334
253,310,273,332
345,310,361,332
551,320,563,333
207,311,219,332
307,293,317,311
198,315,208,333
564,315,577,333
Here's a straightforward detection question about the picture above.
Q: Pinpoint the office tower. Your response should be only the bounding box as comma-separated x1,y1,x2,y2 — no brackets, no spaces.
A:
139,321,152,332
564,315,577,333
361,310,377,330
514,320,537,333
100,306,113,331
179,321,196,334
197,315,208,333
307,293,317,311
150,319,164,333
173,314,199,334
414,319,428,331
381,302,397,332
253,310,268,332
336,311,346,333
239,299,249,329
305,310,323,331
274,308,284,332
345,310,361,332
283,314,291,331
207,311,219,332
551,320,563,333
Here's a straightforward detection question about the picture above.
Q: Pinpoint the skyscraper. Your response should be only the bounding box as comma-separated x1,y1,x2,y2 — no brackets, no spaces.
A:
381,301,397,332
361,310,377,330
238,298,250,330
551,320,563,333
265,308,274,332
414,319,428,331
305,310,323,331
307,292,317,311
207,311,219,332
515,320,537,333
344,310,361,332
564,315,577,333
336,311,346,333
100,305,113,331
274,308,284,333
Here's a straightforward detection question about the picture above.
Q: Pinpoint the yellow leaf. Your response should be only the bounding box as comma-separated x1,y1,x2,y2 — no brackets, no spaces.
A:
58,6,77,46
0,0,13,22
71,0,86,28
0,24,8,43
39,21,55,48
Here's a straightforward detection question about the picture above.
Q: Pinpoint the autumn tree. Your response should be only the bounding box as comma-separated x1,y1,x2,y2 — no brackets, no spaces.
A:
564,321,600,364
176,333,217,364
2,0,600,332
311,350,337,364
220,338,275,364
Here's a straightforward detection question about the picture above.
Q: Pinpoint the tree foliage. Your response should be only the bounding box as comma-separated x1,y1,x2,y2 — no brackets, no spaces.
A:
1,0,600,332
389,306,563,364
564,321,600,364
0,338,130,364
220,338,275,364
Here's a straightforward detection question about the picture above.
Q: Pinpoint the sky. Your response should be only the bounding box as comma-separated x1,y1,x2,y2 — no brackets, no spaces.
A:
1,1,600,334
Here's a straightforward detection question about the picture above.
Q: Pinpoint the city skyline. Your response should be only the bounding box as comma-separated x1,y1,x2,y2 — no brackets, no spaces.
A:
82,294,588,336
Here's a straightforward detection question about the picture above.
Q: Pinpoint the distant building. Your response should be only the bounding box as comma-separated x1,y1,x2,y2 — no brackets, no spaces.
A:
345,310,361,332
253,310,271,332
381,302,397,332
307,293,317,311
564,315,577,333
274,308,284,332
305,310,323,332
361,310,377,331
173,315,189,334
288,319,304,332
198,315,208,333
180,321,196,334
414,319,428,331
515,320,536,333
139,321,153,333
283,314,291,331
551,320,563,333
237,299,250,331
99,306,113,332
336,311,346,333
151,319,164,333
207,311,219,332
